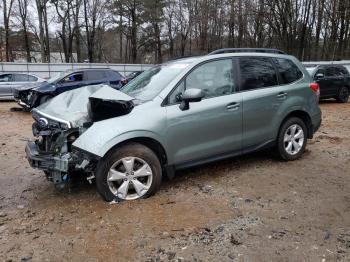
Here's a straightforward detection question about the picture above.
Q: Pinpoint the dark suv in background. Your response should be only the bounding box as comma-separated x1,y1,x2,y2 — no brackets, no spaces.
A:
310,64,350,103
13,68,126,109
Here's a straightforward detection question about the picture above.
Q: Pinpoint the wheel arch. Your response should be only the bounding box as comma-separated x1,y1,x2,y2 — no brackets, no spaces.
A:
279,110,313,139
103,136,168,166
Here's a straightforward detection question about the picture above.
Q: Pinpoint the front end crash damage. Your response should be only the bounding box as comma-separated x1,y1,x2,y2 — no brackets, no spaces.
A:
25,85,135,187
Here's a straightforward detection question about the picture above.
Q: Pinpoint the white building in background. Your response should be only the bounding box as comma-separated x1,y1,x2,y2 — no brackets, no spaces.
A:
11,51,78,63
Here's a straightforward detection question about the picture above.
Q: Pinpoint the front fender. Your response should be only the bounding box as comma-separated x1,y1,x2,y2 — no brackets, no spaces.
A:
74,129,165,158
72,113,166,158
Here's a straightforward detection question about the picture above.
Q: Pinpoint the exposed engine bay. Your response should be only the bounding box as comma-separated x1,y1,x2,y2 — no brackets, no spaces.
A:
26,85,135,188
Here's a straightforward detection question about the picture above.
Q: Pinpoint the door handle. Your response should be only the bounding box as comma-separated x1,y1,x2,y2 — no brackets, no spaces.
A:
277,92,287,99
226,102,240,110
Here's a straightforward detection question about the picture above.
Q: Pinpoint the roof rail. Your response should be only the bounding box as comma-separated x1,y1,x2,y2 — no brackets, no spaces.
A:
208,48,286,55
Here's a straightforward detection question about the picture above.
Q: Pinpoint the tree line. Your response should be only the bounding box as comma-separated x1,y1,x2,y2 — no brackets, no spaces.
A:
1,0,350,63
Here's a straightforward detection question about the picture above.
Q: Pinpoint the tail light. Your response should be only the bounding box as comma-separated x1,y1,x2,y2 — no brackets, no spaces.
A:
309,82,320,99
121,79,128,86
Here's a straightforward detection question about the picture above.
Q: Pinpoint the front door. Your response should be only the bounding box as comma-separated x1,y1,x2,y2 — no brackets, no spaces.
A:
56,72,84,94
165,58,242,165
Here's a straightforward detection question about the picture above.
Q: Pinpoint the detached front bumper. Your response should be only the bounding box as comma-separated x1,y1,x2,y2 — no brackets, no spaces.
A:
25,141,70,173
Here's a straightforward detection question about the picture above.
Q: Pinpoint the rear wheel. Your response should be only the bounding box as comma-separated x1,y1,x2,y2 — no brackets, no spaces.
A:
276,117,307,161
336,86,349,103
95,143,162,202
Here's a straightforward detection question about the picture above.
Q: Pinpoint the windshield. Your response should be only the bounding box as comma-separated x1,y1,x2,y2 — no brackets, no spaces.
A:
121,63,189,100
47,71,69,84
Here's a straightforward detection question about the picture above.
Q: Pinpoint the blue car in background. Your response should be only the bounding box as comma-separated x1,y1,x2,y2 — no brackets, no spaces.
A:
13,68,127,109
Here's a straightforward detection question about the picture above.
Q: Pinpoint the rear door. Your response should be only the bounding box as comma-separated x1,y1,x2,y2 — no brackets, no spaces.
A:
324,66,343,96
240,56,304,151
11,74,38,89
0,74,13,98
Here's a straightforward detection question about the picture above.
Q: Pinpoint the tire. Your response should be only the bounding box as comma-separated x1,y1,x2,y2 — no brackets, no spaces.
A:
336,86,349,103
276,117,307,161
95,143,162,202
39,95,52,105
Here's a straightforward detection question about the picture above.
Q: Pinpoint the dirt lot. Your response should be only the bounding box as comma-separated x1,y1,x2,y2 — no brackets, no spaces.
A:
0,101,349,262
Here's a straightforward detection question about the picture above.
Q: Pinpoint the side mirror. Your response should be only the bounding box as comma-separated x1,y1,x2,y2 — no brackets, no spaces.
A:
315,73,324,80
179,88,204,111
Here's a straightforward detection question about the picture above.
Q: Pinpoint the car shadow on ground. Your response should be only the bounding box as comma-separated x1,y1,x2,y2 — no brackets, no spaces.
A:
34,148,281,202
319,99,338,104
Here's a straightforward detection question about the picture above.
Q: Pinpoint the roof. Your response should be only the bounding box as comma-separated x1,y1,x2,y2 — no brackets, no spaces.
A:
64,68,114,73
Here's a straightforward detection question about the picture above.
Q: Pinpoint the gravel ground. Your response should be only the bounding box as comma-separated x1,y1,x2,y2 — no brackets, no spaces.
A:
0,101,349,262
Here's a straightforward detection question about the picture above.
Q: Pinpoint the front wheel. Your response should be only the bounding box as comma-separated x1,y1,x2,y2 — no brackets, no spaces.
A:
95,143,162,202
336,86,349,103
276,117,307,161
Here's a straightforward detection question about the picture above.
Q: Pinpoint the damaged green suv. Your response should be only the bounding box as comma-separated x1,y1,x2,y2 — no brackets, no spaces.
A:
26,49,322,201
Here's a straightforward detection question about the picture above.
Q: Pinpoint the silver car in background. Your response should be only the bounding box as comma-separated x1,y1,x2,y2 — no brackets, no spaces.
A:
0,73,45,100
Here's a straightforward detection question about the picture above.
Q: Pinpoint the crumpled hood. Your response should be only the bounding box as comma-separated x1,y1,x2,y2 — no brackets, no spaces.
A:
33,84,134,127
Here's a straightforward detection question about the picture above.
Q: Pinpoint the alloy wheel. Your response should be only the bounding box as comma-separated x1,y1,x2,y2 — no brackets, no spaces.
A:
283,124,304,155
107,157,153,200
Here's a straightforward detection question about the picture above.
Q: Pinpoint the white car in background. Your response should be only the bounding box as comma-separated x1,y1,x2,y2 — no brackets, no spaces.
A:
0,73,45,100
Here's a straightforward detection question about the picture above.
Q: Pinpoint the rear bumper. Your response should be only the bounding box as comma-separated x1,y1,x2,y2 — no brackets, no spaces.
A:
311,111,322,136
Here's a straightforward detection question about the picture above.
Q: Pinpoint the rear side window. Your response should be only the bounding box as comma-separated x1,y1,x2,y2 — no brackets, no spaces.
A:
338,66,349,75
86,70,107,81
326,67,341,77
239,57,278,91
108,70,122,79
275,58,303,84
13,74,35,82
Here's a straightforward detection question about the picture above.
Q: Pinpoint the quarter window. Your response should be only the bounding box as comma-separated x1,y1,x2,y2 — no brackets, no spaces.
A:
239,57,278,91
28,75,38,81
275,58,303,84
168,59,235,103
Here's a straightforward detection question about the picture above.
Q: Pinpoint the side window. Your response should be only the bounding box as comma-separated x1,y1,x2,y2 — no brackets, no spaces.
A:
13,74,31,82
86,70,107,81
186,59,234,98
61,72,83,83
168,59,235,104
108,70,122,79
0,74,12,82
239,57,278,91
326,67,340,77
315,69,325,76
275,58,303,84
28,75,38,81
338,67,349,75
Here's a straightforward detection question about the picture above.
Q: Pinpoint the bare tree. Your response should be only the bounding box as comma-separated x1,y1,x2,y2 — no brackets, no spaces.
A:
2,0,14,61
